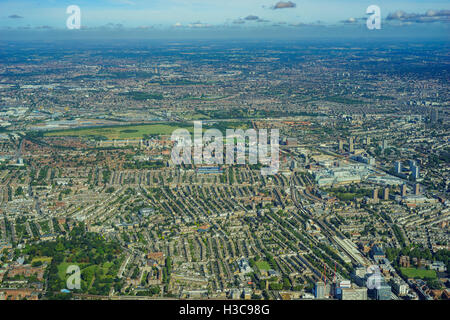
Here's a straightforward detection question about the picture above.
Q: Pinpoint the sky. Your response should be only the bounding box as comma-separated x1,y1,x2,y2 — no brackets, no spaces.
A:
0,0,449,40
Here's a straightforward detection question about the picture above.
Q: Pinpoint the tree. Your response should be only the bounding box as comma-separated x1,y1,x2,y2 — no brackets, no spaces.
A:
15,186,24,197
427,279,442,290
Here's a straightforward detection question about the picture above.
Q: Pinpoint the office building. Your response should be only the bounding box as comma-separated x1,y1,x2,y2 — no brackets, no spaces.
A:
351,155,375,166
430,108,439,123
371,245,386,262
353,266,367,278
411,165,420,180
338,139,344,152
340,287,367,300
315,281,325,299
197,167,223,174
372,189,378,202
391,278,408,296
375,284,391,300
290,160,297,171
286,138,298,147
383,188,389,201
382,140,388,151
395,161,402,175
401,184,407,197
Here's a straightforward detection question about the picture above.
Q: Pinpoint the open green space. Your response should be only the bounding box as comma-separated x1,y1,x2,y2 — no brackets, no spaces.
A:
400,267,437,279
31,256,53,264
255,260,271,271
44,123,193,140
24,224,123,297
57,261,116,290
120,91,163,101
324,96,365,105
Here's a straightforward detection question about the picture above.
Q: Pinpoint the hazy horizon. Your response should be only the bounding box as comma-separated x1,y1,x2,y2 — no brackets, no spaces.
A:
0,0,449,41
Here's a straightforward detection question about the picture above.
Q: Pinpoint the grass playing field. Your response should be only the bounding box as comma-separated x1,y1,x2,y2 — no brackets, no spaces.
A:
44,121,250,141
255,260,271,271
44,123,193,140
400,267,437,279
